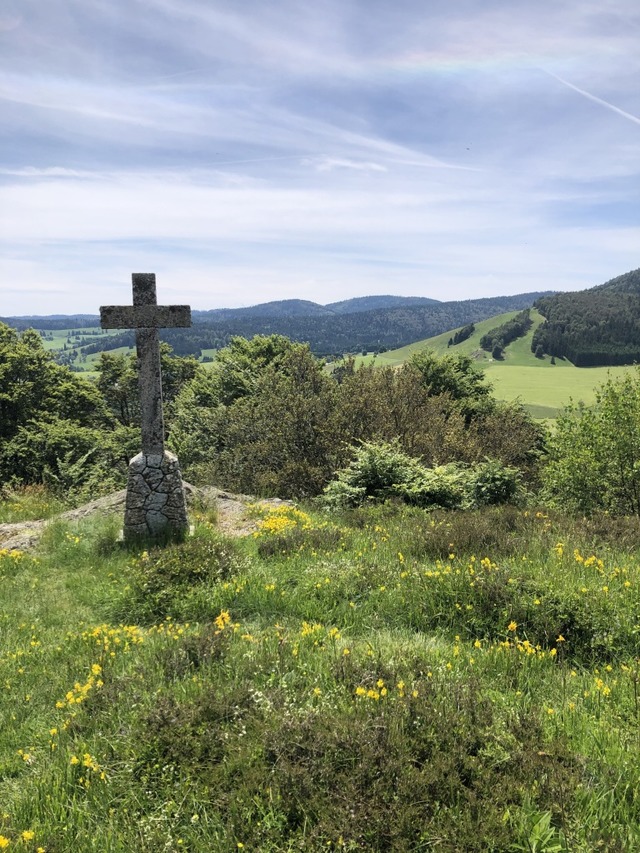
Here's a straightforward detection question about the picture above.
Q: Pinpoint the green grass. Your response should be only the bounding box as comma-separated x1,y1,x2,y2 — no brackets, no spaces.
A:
0,486,65,523
31,328,128,374
367,310,637,416
2,500,640,850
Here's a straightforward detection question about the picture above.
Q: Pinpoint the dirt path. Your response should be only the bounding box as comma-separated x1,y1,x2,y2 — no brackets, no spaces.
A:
0,485,290,552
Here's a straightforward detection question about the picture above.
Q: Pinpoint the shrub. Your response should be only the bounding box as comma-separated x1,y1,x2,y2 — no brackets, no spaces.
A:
544,369,640,516
322,441,425,508
135,674,579,851
398,505,537,560
323,442,523,511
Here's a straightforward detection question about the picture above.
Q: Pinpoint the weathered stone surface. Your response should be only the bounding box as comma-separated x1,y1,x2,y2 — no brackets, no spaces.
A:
128,473,152,496
129,453,146,474
125,491,147,511
144,466,164,489
144,492,168,511
100,275,191,543
166,492,187,508
146,510,169,535
122,450,188,542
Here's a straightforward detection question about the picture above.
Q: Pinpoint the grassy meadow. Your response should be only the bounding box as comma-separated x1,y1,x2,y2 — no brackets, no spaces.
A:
357,310,636,418
34,315,637,418
2,495,640,851
32,328,131,378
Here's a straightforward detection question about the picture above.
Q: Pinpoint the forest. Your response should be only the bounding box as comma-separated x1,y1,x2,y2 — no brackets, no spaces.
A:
1,290,550,359
532,267,640,366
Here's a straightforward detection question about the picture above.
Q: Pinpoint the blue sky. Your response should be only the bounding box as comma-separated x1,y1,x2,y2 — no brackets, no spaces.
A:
1,0,638,315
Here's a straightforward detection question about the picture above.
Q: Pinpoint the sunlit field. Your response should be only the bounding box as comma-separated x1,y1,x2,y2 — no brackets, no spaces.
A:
355,310,636,417
2,500,640,850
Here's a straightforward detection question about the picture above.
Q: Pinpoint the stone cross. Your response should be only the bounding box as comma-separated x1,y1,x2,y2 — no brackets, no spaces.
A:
100,273,191,542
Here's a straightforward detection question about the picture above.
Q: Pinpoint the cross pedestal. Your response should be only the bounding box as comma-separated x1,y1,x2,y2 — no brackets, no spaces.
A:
100,274,191,543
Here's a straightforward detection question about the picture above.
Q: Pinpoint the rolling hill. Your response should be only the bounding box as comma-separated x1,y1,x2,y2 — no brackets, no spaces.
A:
363,309,637,418
532,268,640,366
2,291,553,359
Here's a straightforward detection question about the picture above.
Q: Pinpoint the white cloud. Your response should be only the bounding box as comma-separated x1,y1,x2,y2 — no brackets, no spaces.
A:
310,158,387,173
0,0,638,315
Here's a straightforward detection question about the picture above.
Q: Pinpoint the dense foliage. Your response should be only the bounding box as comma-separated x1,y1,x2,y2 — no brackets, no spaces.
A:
0,323,197,499
544,369,640,516
532,267,640,365
447,322,475,346
322,441,522,510
479,308,532,353
169,337,542,498
0,322,133,495
7,319,640,525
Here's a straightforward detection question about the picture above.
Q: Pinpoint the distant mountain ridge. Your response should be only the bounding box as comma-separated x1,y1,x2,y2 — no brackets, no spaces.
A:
178,291,553,356
2,291,555,356
191,294,442,320
2,294,440,327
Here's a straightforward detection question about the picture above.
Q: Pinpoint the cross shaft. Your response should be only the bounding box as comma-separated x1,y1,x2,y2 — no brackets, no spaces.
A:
100,273,191,455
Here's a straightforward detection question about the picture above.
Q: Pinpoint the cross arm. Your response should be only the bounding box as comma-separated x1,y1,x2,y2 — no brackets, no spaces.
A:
100,305,191,329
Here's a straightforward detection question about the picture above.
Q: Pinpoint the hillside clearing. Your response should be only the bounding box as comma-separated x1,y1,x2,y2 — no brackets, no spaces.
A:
359,309,637,416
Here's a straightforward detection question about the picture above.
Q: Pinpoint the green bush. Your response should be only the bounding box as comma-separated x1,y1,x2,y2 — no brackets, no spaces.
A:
544,369,640,516
135,674,579,852
321,441,425,508
323,442,522,511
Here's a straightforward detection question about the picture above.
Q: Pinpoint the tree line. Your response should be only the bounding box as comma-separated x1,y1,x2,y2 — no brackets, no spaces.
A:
0,323,540,501
4,320,640,518
480,309,532,358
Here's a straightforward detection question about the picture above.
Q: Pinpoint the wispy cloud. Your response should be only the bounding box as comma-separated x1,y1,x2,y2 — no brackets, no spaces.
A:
1,0,638,314
311,158,387,173
543,70,640,127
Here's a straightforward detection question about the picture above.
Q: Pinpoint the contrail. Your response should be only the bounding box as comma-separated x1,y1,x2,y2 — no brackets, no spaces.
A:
544,69,640,127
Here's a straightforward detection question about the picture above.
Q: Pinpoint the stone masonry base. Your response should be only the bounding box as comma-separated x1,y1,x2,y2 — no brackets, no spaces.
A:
123,451,189,542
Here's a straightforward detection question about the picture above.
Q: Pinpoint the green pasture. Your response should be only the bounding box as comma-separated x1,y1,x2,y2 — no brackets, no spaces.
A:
29,326,133,376
486,363,634,414
37,327,116,352
360,309,637,416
